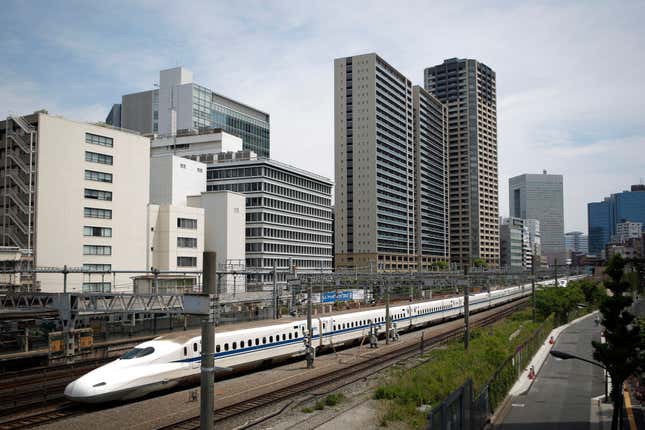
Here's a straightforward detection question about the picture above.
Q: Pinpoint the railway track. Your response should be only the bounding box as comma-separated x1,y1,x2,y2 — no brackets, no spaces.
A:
0,403,84,430
160,299,529,430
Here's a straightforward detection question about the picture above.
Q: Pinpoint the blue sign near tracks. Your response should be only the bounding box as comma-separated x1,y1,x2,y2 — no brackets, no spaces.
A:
321,291,353,303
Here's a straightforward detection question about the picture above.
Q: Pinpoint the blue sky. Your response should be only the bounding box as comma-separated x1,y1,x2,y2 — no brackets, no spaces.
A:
2,0,644,232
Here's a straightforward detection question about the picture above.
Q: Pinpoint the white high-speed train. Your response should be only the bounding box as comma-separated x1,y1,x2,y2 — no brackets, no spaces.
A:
64,277,580,403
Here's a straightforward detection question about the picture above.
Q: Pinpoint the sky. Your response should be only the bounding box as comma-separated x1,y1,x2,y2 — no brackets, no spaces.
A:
1,0,644,233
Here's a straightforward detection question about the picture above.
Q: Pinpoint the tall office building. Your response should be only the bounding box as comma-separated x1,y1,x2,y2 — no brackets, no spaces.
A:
509,171,565,265
587,185,645,254
334,53,449,272
424,58,499,267
107,67,271,158
0,112,150,292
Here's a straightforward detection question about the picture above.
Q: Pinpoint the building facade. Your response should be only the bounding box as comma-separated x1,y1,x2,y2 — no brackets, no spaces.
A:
564,231,588,254
509,172,565,265
588,199,611,255
0,112,150,292
614,220,642,243
413,86,450,269
587,185,645,254
499,217,531,270
334,53,449,272
107,67,270,158
424,58,499,267
207,156,332,285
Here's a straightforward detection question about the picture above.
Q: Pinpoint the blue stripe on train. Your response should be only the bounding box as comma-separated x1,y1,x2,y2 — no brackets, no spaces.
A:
172,291,525,363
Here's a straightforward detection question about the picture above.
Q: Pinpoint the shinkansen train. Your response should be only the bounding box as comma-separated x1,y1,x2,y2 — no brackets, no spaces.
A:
64,276,582,403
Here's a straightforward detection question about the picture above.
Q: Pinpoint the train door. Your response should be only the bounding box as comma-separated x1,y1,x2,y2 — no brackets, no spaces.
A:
192,340,201,369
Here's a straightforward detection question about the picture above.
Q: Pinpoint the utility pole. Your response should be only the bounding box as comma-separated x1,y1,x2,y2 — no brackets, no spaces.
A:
385,279,391,345
272,262,278,319
554,257,558,287
306,277,314,368
200,252,216,430
532,252,536,322
464,264,470,350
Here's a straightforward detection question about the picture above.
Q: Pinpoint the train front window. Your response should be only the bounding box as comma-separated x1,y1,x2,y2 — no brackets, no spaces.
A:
121,347,154,359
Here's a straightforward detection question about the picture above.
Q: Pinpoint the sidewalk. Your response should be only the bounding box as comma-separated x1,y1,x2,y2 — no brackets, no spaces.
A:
495,312,609,429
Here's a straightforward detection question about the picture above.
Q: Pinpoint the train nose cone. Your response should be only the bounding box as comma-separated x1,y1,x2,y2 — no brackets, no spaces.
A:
64,379,86,400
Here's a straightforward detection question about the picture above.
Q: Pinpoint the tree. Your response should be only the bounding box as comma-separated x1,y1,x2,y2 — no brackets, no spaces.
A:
592,254,643,430
430,260,449,271
535,283,584,324
574,278,607,307
472,258,488,268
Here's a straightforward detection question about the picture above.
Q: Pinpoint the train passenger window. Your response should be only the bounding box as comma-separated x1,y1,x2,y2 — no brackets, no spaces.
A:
224,343,229,351
193,343,198,352
289,333,292,339
216,345,220,352
282,334,286,341
232,342,237,349
294,331,298,338
269,336,273,343
255,338,260,345
184,346,187,356
263,337,267,344
241,341,245,348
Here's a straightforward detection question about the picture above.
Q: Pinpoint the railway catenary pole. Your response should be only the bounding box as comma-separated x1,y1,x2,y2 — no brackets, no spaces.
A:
200,252,216,430
385,279,391,345
272,262,278,319
306,276,314,369
464,265,470,351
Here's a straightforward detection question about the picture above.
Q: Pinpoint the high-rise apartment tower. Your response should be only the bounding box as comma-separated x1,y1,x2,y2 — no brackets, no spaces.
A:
334,53,449,272
424,58,499,267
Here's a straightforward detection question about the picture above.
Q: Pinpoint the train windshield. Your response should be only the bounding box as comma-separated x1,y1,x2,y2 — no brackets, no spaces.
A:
120,347,155,359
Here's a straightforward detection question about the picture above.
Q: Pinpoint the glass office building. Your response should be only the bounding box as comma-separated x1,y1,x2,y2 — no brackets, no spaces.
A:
194,85,271,158
587,184,645,254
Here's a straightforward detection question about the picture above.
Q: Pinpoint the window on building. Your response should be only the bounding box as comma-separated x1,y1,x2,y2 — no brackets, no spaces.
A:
177,237,197,248
177,256,197,267
82,264,111,272
177,218,197,229
85,151,113,165
84,188,112,201
84,207,112,219
83,245,111,255
85,133,113,148
82,282,111,293
84,226,112,237
85,170,112,183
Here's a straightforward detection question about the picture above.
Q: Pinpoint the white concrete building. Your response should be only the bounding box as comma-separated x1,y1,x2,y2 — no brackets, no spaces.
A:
187,191,246,293
613,220,642,244
142,154,206,293
150,129,243,164
0,112,150,292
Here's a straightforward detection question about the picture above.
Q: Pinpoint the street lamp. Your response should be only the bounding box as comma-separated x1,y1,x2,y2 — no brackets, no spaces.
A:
549,350,608,402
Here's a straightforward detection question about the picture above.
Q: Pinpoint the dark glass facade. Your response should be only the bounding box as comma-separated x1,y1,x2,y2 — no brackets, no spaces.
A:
588,200,611,255
587,187,645,254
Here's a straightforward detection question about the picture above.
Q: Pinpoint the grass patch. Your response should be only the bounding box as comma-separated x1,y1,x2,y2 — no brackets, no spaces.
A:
324,393,345,406
301,406,314,413
374,310,554,429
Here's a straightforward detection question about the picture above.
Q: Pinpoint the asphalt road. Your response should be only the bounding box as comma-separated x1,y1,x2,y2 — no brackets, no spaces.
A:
499,314,605,430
